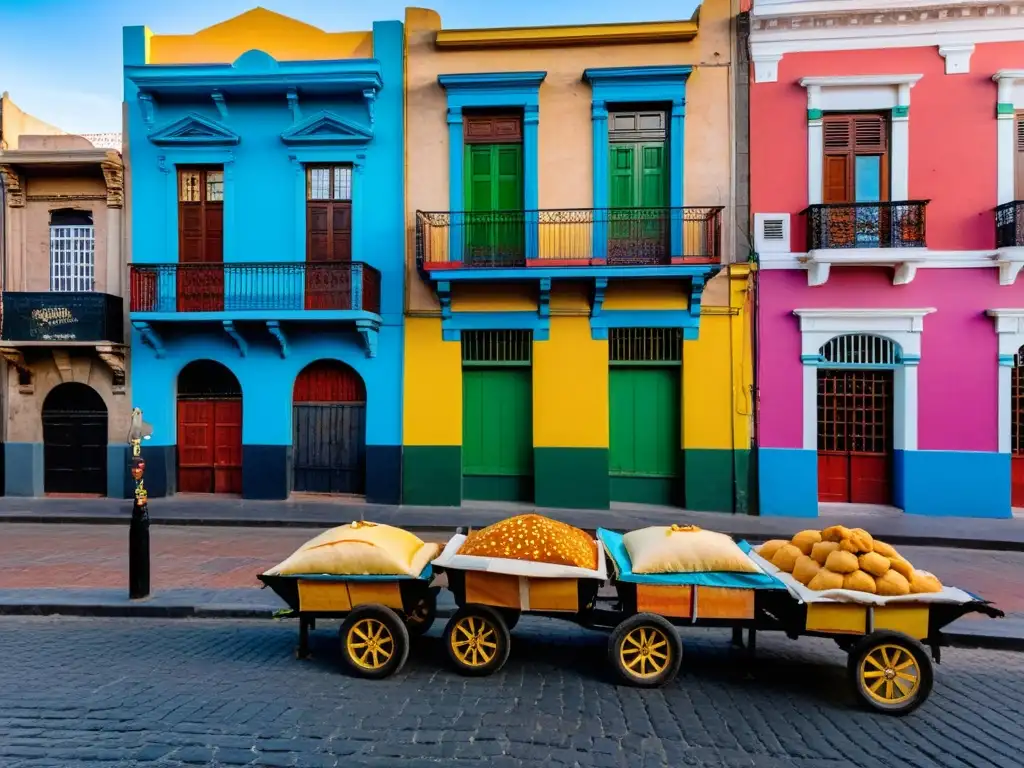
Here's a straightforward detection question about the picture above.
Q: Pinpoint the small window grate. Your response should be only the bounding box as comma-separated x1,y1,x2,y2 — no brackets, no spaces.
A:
462,330,532,365
819,334,899,367
609,328,682,363
762,219,785,240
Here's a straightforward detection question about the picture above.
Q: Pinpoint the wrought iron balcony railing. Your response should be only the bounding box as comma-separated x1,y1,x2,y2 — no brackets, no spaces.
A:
129,262,381,315
415,207,723,269
804,201,929,251
996,201,1024,249
1,292,124,344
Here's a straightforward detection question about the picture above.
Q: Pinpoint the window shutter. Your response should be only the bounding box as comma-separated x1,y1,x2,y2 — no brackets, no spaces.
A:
822,155,851,204
1016,113,1024,200
823,117,852,151
852,115,887,152
306,204,331,262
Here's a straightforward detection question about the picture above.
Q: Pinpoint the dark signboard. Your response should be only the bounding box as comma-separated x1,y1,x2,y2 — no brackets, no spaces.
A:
1,292,123,344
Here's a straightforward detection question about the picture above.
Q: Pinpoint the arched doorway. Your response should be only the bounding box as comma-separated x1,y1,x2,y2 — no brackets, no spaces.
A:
177,360,242,494
42,382,108,494
816,334,895,505
292,360,366,494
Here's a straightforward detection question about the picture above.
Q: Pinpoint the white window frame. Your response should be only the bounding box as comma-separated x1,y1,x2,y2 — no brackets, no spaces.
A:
800,74,921,205
993,70,1024,206
49,223,96,292
986,309,1024,455
793,308,935,455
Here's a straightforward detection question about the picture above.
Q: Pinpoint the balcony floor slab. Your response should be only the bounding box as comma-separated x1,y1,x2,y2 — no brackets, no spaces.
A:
424,264,719,282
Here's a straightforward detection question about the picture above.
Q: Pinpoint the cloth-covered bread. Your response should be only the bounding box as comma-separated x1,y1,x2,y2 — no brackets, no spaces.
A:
757,539,788,561
910,570,943,594
790,530,822,556
843,570,877,594
771,543,803,574
811,540,840,565
792,555,820,586
264,521,440,578
807,569,844,591
458,514,597,569
624,525,759,574
875,569,911,596
825,549,859,575
858,551,891,578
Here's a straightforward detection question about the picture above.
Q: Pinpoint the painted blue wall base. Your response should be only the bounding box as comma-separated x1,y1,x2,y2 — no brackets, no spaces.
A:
107,444,132,499
366,444,401,505
895,450,1011,518
140,445,176,498
756,448,818,517
5,443,44,497
243,445,292,500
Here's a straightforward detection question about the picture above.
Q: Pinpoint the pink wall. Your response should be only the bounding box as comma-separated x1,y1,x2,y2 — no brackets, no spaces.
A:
757,268,1003,452
750,42,1024,252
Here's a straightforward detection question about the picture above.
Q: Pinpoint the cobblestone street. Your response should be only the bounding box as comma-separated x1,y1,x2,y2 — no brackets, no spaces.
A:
0,616,1021,768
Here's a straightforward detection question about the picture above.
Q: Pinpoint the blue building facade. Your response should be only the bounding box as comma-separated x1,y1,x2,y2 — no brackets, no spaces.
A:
123,14,405,502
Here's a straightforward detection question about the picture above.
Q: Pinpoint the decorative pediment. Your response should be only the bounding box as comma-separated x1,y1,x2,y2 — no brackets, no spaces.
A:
280,110,373,146
148,113,240,147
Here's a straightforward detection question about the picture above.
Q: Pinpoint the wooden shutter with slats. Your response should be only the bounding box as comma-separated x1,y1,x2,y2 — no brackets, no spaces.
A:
1016,113,1024,200
820,114,889,204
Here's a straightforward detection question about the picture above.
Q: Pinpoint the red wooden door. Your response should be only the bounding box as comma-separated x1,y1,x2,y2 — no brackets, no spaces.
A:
177,398,242,494
817,369,893,504
306,166,352,310
178,168,225,312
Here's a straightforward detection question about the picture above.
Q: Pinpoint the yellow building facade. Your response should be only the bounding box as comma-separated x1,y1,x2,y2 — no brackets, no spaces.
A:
400,2,753,512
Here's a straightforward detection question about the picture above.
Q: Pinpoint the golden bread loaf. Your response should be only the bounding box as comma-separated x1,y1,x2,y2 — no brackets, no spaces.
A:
889,557,915,580
457,514,597,569
825,549,859,575
872,540,899,559
910,570,943,594
811,540,840,565
858,551,891,578
791,530,822,556
807,569,844,591
821,525,852,543
624,525,759,574
792,555,821,586
771,543,803,574
843,570,877,594
758,540,788,560
875,569,911,596
265,521,440,578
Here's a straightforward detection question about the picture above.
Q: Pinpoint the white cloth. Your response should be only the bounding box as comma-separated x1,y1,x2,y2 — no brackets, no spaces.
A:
747,551,975,606
431,534,608,581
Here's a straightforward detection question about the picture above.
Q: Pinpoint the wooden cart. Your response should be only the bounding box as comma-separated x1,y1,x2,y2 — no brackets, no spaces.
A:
258,569,438,679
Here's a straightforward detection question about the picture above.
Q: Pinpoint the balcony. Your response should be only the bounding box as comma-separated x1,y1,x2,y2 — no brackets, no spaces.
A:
995,201,1024,285
1,292,123,344
128,262,383,358
800,201,929,287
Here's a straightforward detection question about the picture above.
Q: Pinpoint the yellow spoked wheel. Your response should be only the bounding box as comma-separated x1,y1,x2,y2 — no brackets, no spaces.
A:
339,605,410,680
609,613,682,688
848,631,933,715
444,606,511,677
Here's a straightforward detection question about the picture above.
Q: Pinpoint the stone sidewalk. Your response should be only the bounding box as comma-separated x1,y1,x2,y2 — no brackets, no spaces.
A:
0,524,1020,650
1,495,1023,550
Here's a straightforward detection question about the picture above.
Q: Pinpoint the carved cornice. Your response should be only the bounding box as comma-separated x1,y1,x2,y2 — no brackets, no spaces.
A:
751,2,1024,34
100,159,124,209
0,165,25,208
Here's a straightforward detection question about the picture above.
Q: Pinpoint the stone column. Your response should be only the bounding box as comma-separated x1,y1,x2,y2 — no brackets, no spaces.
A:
101,158,124,298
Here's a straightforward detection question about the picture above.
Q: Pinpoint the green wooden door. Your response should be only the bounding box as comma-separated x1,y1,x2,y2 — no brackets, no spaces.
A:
609,367,681,504
463,368,534,501
464,144,524,265
608,143,668,263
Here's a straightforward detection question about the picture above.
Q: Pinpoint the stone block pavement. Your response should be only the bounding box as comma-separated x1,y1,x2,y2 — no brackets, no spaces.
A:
0,524,1020,650
0,615,1022,767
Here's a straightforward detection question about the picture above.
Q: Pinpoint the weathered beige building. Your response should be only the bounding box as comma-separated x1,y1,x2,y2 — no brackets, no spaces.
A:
0,96,130,497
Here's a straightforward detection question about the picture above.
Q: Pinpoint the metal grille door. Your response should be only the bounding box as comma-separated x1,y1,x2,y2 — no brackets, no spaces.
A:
50,226,96,292
817,369,893,504
293,404,366,494
1012,359,1024,507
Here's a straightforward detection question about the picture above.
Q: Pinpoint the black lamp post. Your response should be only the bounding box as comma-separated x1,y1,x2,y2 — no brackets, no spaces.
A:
128,407,153,600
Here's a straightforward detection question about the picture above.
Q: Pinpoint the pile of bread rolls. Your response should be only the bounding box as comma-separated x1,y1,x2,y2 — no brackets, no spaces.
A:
757,525,942,596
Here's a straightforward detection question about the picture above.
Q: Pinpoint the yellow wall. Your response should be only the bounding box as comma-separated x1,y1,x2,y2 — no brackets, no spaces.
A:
404,0,735,314
402,318,462,446
533,318,608,448
147,9,372,65
0,94,66,150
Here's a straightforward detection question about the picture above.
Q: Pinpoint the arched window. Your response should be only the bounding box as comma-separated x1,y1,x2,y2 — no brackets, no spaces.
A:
818,334,901,367
49,208,95,292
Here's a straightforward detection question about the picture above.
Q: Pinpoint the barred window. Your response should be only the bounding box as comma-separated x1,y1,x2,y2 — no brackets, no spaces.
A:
49,209,95,292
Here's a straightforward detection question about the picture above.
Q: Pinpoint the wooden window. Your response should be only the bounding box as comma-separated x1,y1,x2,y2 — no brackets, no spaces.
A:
464,112,522,144
608,110,667,143
306,166,352,263
1016,112,1024,200
821,114,889,204
177,168,224,263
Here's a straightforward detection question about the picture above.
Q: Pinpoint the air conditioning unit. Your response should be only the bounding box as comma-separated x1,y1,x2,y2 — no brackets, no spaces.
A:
754,213,791,255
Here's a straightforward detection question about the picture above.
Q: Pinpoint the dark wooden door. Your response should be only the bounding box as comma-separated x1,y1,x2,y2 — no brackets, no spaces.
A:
178,168,224,311
817,369,893,505
292,361,366,494
1012,361,1024,507
42,383,107,495
177,399,242,494
306,166,352,310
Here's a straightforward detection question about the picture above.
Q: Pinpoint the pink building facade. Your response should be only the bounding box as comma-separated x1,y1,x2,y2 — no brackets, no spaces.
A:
749,0,1024,518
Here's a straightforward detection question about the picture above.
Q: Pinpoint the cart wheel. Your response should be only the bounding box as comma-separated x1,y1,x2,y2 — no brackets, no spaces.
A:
847,630,933,716
339,605,410,680
609,613,682,688
444,605,511,677
501,609,521,632
404,591,437,638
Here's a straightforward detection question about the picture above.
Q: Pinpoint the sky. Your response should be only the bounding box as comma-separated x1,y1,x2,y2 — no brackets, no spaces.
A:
0,0,701,134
